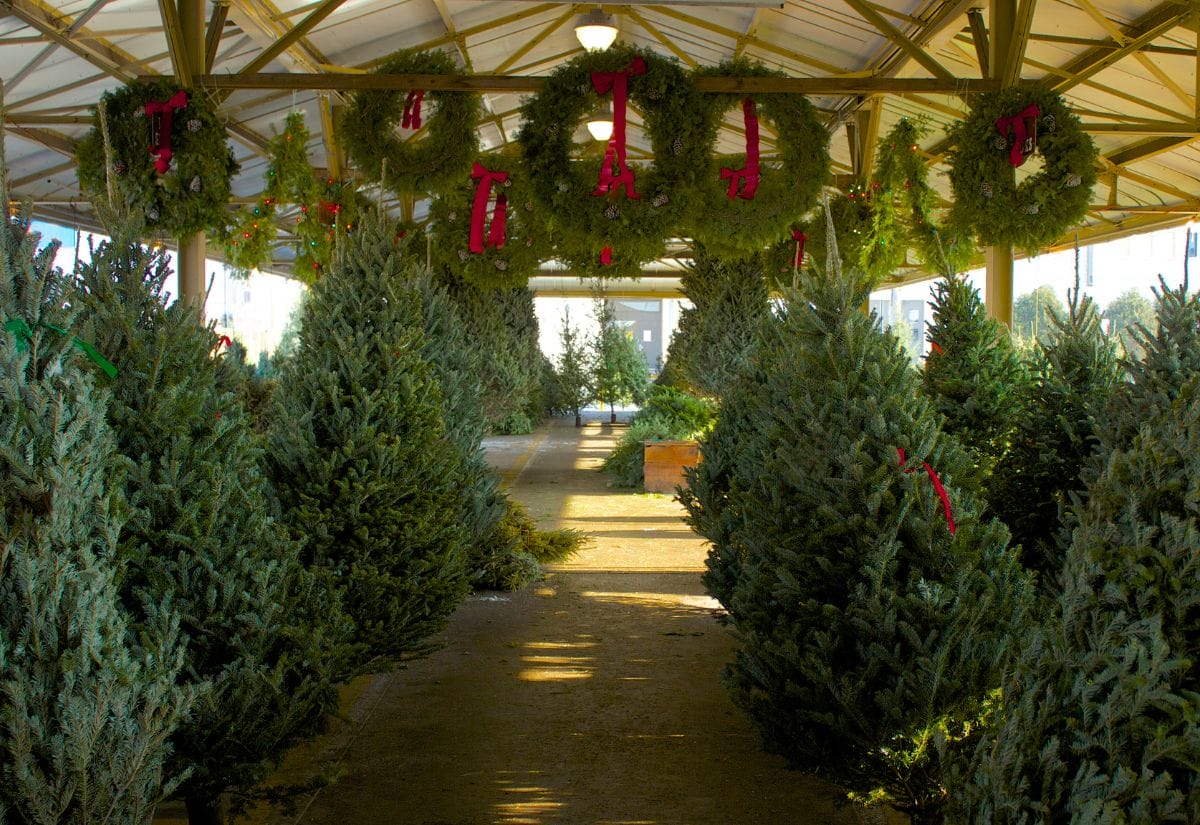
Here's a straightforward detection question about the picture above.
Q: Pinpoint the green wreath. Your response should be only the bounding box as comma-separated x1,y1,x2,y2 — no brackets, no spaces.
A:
947,88,1097,252
687,59,829,257
428,151,551,289
339,48,481,197
77,78,237,236
762,190,874,290
518,44,718,278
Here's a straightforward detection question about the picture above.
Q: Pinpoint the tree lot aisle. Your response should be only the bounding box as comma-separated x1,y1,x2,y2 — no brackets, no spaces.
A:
228,415,884,825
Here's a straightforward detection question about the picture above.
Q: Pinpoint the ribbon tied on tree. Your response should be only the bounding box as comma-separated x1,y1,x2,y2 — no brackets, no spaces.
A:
897,447,956,535
591,55,647,200
402,89,425,129
144,90,188,174
720,98,761,200
5,318,118,378
469,162,509,254
791,229,806,272
994,103,1041,168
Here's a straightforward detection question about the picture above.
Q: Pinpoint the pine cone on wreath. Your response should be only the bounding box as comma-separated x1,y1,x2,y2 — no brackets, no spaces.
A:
458,249,469,261
187,119,202,133
671,136,684,156
652,193,669,208
981,181,993,199
494,259,508,271
603,204,619,220
189,176,202,193
1042,113,1056,132
1065,173,1082,188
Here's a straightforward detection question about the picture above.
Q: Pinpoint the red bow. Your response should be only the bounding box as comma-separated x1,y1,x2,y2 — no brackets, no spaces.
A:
402,89,425,129
720,98,761,200
898,448,956,535
792,230,806,270
994,103,1040,168
600,246,613,266
469,162,509,254
591,55,647,200
929,341,944,356
145,90,188,174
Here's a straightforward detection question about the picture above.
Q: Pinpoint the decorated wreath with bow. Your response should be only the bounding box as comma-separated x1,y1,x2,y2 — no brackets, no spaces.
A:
518,45,715,278
339,48,481,197
947,88,1097,252
76,79,238,236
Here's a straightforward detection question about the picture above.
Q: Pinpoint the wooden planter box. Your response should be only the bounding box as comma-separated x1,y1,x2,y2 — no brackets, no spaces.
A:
643,439,700,494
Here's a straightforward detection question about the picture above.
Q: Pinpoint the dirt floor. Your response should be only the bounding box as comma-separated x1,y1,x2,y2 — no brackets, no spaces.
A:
161,413,890,825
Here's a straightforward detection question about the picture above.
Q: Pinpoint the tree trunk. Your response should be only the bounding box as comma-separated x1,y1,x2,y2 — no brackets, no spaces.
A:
609,403,616,424
185,794,226,825
574,412,582,427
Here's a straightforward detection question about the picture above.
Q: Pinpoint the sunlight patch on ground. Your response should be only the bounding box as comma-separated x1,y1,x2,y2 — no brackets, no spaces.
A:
523,640,596,650
493,776,566,824
580,591,723,611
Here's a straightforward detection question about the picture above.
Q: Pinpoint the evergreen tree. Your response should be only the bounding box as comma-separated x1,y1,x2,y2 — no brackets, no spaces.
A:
269,210,472,666
681,260,1031,822
963,283,1200,823
555,309,593,426
71,236,352,825
1013,285,1065,345
0,209,191,825
989,285,1123,588
591,296,649,424
921,274,1028,482
667,248,771,400
1102,287,1155,360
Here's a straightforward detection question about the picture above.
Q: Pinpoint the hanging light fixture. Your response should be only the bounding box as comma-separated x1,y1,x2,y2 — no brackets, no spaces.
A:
586,119,614,141
574,8,618,52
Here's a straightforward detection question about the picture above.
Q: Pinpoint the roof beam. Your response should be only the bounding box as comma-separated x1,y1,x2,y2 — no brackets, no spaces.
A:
1000,0,1036,86
158,0,193,85
842,0,956,82
1106,135,1198,169
493,6,576,74
5,124,79,157
1,0,152,82
10,159,76,189
205,0,230,72
966,7,988,76
627,8,698,68
732,7,764,59
1074,0,1193,110
6,42,57,94
430,0,472,70
366,3,560,68
234,0,346,77
1047,2,1191,93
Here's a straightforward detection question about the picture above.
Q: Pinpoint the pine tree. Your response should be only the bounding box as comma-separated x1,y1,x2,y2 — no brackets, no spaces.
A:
269,210,472,666
70,235,352,825
680,259,1031,822
989,285,1123,588
921,274,1028,482
962,283,1200,823
0,209,191,825
591,295,649,424
556,310,593,426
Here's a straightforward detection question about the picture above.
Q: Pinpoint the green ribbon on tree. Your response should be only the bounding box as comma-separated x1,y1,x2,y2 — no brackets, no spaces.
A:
4,318,119,378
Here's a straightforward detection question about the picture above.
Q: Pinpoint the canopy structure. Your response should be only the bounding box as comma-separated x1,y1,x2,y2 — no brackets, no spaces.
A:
2,0,1199,305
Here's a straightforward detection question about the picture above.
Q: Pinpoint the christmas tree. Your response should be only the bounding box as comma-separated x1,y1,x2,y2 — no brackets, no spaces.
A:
988,283,1123,587
681,242,1031,821
962,282,1200,822
71,235,352,825
921,274,1028,482
269,210,472,665
0,208,191,824
555,309,593,427
591,294,649,424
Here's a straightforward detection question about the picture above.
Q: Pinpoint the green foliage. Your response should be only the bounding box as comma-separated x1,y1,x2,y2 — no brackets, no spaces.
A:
555,309,593,423
0,209,191,825
948,88,1098,252
268,209,473,667
687,59,829,256
1012,285,1066,344
1103,287,1157,361
591,295,650,420
76,79,238,237
962,284,1200,823
989,285,1123,588
763,192,873,291
602,384,715,489
921,275,1028,479
667,248,772,399
680,261,1032,822
473,499,585,591
339,48,481,197
71,234,353,816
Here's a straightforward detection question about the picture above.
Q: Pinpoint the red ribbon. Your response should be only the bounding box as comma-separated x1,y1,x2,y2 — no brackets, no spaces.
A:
792,230,806,270
600,246,613,266
591,55,646,200
402,90,425,129
994,103,1040,168
897,448,956,535
144,90,188,174
215,335,232,351
720,97,761,200
469,162,509,254
929,341,944,356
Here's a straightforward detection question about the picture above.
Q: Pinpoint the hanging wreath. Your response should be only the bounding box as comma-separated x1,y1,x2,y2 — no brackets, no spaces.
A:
428,151,551,289
947,88,1097,252
76,78,238,236
339,48,481,197
518,44,718,278
687,60,830,257
762,189,874,290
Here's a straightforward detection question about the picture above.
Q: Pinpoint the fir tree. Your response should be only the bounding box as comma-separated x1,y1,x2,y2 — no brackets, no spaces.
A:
555,309,593,426
0,209,191,825
681,258,1031,822
1012,285,1065,346
962,283,1200,823
70,236,352,825
1102,287,1155,360
989,285,1123,588
591,295,649,424
921,274,1028,482
269,210,472,666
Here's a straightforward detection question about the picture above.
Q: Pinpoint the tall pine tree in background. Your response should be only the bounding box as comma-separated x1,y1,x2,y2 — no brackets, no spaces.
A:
71,235,353,825
269,210,471,666
989,283,1123,589
681,254,1031,822
921,274,1027,484
963,282,1200,822
0,207,191,824
555,310,593,426
591,295,649,424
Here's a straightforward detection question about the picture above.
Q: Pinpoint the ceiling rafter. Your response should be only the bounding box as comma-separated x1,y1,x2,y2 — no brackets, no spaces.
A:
843,0,955,82
1,0,153,82
360,4,560,70
430,0,473,70
205,0,229,72
7,42,57,94
1047,2,1191,94
732,7,763,60
625,7,697,68
1000,0,1037,86
10,159,76,189
493,5,576,74
233,0,346,78
1073,0,1193,110
157,0,192,85
5,123,78,157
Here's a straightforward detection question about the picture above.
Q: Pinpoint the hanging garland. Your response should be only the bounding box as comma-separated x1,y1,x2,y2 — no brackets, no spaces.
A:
947,88,1097,252
428,151,551,289
292,178,370,281
518,45,719,278
687,60,830,257
76,78,238,236
339,48,481,197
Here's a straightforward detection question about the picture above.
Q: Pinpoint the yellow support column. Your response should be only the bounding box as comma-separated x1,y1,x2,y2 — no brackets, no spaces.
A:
177,0,207,315
985,244,1014,327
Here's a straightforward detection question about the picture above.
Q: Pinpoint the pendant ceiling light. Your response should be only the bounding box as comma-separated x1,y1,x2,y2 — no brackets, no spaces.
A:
574,9,618,51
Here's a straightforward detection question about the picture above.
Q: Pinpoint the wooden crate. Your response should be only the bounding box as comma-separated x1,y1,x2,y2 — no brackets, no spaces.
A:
643,439,700,494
